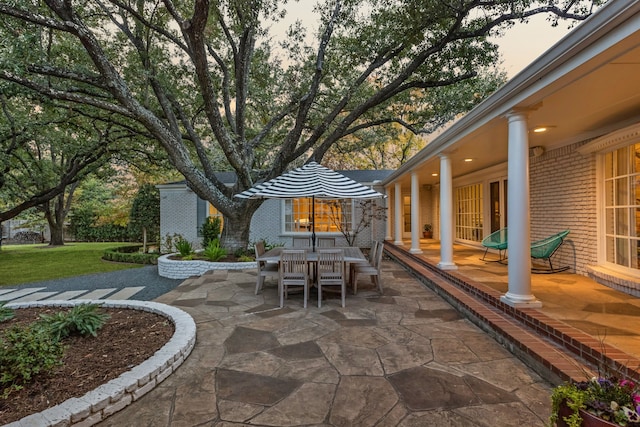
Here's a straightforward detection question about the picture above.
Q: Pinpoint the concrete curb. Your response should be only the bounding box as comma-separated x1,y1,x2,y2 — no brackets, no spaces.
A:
3,300,196,427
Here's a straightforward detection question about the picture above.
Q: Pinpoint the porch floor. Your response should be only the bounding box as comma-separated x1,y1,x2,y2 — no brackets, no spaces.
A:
386,239,640,381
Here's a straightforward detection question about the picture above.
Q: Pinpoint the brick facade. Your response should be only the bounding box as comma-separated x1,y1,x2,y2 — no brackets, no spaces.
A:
159,182,388,251
530,141,597,275
158,185,200,249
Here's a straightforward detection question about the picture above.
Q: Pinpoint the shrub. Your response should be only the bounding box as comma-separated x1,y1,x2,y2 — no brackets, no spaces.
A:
162,233,184,254
11,231,42,244
200,216,221,248
202,239,227,261
102,245,159,265
0,323,65,398
174,238,193,258
38,304,110,340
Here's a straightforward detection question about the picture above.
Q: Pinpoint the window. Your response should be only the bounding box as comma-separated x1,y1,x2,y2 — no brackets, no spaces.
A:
207,203,224,229
284,198,352,233
603,144,640,270
455,183,483,242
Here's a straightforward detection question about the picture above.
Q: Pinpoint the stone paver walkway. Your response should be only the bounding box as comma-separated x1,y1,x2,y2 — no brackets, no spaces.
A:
99,261,552,426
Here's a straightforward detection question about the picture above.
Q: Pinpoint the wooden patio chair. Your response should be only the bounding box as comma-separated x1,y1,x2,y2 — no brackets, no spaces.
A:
317,237,336,247
254,241,279,295
351,241,384,295
279,249,309,308
292,236,310,248
531,230,571,273
317,249,346,308
481,228,508,262
349,241,379,289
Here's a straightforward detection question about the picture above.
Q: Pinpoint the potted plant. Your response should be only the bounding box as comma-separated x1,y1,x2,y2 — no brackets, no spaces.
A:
423,224,433,239
550,377,640,427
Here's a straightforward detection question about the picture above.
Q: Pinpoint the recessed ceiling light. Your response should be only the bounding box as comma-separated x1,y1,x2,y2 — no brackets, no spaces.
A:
464,158,473,162
533,127,547,133
431,173,438,176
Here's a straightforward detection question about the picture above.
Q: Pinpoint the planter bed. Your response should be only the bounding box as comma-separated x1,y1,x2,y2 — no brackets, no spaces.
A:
157,253,257,279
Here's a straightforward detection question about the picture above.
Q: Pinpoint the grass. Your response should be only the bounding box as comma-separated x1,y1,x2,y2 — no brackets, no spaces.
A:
0,243,142,286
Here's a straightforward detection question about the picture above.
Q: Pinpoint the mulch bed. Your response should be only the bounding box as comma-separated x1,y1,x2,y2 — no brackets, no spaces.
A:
0,307,175,425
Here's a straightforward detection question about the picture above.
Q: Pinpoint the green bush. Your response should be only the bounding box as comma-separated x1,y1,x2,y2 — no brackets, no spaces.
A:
0,323,65,398
200,217,221,248
38,304,110,340
0,302,14,323
102,245,159,265
202,239,227,261
175,238,193,258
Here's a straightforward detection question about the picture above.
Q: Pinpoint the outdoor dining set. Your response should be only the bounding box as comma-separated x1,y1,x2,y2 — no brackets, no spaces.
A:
254,239,384,308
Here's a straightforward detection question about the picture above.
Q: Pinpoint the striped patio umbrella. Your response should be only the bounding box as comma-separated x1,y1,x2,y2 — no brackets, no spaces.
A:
234,161,385,250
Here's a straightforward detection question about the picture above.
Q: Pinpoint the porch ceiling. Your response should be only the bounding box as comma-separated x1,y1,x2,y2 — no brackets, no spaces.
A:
391,20,640,191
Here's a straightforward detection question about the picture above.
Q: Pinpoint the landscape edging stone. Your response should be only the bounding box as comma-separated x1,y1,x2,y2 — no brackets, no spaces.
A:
4,299,196,427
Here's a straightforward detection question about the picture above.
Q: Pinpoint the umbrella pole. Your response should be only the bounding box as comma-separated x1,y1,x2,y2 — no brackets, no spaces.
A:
311,196,316,252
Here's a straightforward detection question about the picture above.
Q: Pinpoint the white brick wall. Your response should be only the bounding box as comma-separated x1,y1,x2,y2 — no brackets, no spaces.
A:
159,186,199,249
530,141,597,274
159,184,386,251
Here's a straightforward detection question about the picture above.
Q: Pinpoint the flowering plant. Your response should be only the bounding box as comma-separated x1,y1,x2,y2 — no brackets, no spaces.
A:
550,376,640,426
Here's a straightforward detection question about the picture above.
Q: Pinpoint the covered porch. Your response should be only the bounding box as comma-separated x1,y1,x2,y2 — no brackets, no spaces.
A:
383,239,640,383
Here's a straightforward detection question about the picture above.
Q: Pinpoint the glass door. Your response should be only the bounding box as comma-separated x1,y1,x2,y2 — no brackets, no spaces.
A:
403,195,412,238
489,180,508,233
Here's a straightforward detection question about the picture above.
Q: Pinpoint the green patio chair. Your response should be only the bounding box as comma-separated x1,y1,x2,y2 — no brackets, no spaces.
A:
481,228,508,262
531,229,570,273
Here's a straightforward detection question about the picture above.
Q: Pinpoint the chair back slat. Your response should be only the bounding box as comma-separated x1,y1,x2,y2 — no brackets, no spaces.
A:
281,249,308,276
318,249,344,275
317,237,336,247
293,237,310,248
373,242,384,270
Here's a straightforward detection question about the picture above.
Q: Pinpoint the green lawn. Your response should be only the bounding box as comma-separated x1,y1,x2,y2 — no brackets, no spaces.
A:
0,242,143,286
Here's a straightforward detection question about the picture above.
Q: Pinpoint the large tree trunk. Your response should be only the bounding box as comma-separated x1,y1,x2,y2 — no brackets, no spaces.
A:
220,204,257,253
48,220,65,246
44,188,75,247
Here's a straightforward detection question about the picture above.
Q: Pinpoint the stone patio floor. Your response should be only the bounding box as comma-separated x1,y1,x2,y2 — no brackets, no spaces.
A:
99,260,553,427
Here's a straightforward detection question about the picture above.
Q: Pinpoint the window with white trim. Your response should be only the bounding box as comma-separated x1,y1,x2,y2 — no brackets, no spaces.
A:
207,203,224,228
603,144,640,270
455,183,483,242
284,198,352,233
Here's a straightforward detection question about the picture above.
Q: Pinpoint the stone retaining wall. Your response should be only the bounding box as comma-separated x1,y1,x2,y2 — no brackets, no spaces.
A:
4,300,196,427
157,254,257,279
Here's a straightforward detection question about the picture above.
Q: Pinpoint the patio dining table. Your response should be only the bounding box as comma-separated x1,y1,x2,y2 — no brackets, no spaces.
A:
256,246,366,265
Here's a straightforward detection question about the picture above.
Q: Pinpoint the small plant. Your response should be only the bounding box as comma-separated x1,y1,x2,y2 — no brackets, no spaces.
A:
162,232,184,254
0,302,14,322
38,303,110,340
0,323,65,398
550,377,640,427
423,224,433,232
200,216,222,248
174,237,194,258
202,239,227,261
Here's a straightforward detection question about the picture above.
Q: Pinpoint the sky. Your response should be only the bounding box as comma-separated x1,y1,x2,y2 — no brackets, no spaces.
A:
279,3,577,78
488,15,576,77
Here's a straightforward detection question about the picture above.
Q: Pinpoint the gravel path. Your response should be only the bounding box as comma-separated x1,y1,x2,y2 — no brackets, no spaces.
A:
7,266,183,301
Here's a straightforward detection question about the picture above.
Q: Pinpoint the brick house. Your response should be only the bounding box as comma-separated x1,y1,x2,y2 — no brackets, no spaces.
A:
382,0,640,302
158,170,392,251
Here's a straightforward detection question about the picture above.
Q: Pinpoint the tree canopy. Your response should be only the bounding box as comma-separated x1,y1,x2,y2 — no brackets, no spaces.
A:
0,0,604,250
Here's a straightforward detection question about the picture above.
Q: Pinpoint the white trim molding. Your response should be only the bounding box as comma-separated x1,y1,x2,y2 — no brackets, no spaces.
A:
577,121,640,155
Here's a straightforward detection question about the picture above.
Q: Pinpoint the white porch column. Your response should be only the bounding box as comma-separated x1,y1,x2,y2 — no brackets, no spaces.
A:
500,110,542,308
385,186,393,241
410,172,423,254
437,154,457,270
394,182,404,245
